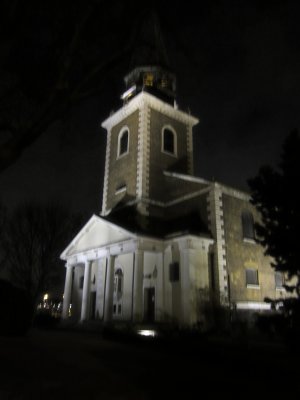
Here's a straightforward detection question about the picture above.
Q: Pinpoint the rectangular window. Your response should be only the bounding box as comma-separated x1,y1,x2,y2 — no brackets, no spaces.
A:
169,262,180,282
275,272,284,289
246,268,259,287
242,211,255,240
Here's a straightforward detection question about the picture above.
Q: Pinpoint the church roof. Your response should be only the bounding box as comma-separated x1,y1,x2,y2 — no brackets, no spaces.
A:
60,214,136,259
103,205,211,240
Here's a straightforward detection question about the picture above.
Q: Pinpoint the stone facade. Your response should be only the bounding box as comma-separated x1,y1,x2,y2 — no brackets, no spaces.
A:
101,92,198,216
103,110,139,213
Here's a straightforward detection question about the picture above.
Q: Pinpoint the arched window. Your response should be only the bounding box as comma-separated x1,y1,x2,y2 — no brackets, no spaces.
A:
113,268,123,316
162,126,177,156
241,211,255,240
114,268,123,299
117,127,129,158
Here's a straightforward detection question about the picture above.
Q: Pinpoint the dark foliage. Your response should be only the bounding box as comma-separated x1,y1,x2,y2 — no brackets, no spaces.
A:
33,311,60,330
0,279,32,336
248,129,300,295
2,202,83,307
0,0,147,172
0,201,6,269
248,129,300,333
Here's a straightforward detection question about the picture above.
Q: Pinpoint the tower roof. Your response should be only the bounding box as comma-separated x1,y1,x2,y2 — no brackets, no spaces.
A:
129,11,171,71
122,11,176,105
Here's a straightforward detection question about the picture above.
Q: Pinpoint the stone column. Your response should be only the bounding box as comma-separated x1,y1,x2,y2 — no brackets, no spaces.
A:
132,250,144,322
81,260,92,321
62,264,73,319
104,255,115,322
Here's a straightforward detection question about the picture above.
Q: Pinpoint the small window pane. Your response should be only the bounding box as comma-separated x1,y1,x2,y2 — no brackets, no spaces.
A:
163,128,175,154
246,269,259,286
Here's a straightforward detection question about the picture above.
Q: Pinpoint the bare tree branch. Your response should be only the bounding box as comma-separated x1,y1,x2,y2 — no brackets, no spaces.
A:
0,1,145,173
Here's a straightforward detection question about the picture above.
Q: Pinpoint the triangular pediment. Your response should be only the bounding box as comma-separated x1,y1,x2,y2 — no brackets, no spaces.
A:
60,214,136,259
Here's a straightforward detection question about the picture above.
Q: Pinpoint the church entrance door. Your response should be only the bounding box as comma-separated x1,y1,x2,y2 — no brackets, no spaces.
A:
89,291,96,320
144,287,155,322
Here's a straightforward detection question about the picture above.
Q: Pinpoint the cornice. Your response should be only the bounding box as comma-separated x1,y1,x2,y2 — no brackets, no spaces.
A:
101,92,199,130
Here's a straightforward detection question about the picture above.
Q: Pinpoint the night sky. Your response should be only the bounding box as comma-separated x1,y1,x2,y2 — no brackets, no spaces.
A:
0,0,299,216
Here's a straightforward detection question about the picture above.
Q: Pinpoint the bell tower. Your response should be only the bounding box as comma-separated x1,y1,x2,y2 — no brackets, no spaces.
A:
101,15,199,217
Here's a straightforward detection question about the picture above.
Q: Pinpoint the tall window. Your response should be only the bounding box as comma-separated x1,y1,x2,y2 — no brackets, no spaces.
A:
242,211,255,240
162,126,177,156
113,268,123,316
275,272,284,289
114,269,123,299
117,127,129,158
246,268,259,287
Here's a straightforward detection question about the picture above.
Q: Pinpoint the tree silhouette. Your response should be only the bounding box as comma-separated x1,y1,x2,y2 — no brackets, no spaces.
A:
2,202,83,311
248,129,300,297
0,201,7,271
0,0,145,173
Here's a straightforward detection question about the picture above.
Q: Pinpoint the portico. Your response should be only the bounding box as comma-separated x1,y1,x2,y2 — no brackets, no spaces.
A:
60,214,213,327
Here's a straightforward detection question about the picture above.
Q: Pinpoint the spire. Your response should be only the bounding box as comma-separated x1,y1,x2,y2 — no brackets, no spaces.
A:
121,11,176,106
128,11,170,70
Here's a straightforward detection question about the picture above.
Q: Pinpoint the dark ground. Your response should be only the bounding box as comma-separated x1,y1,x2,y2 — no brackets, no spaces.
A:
0,325,299,399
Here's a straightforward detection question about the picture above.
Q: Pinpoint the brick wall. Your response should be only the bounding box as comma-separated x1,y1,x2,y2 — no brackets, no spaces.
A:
106,110,139,211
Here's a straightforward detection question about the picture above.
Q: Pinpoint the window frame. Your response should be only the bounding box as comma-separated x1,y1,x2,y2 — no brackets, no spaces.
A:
245,268,260,288
241,211,255,242
275,271,285,290
161,125,177,157
117,126,130,159
113,268,123,317
113,268,123,298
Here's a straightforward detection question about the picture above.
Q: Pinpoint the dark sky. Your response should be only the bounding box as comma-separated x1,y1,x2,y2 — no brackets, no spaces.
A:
0,0,299,215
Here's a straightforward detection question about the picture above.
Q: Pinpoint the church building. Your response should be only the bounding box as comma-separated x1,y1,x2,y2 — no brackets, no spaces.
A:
60,24,288,330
